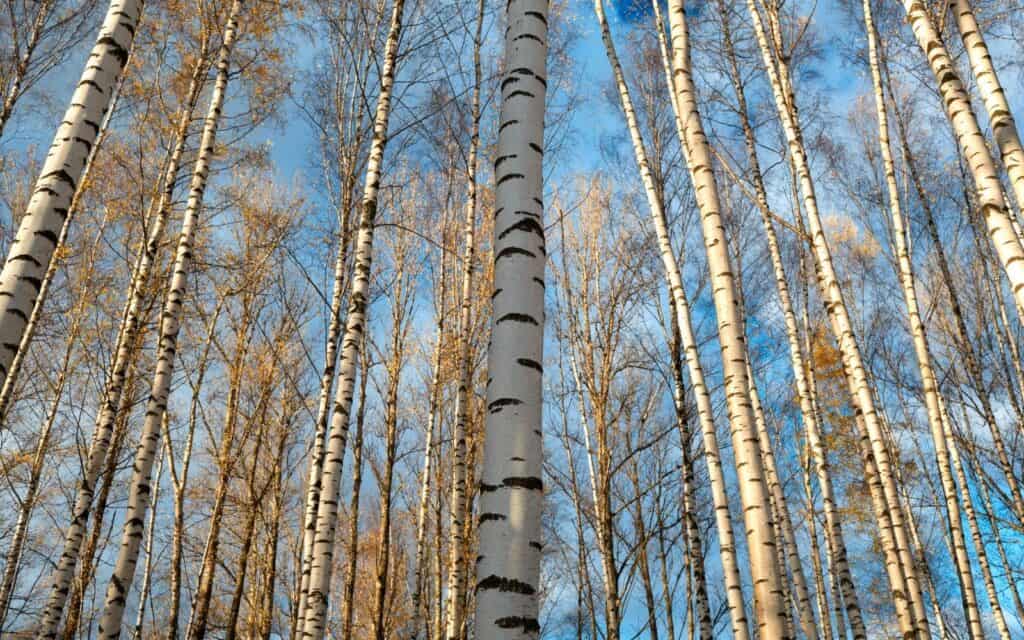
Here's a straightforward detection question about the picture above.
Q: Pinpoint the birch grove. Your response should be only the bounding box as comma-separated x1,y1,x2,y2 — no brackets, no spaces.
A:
0,0,1022,639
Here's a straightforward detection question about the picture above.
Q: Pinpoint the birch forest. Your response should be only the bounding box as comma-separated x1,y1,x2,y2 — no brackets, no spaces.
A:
2,0,1024,637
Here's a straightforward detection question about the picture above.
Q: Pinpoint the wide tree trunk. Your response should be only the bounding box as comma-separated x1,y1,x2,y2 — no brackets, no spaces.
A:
473,0,548,637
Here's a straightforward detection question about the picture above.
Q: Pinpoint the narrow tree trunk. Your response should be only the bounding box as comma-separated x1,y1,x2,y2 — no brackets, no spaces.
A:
96,3,244,633
938,394,1013,639
370,294,410,640
661,4,789,635
474,0,548,637
746,2,929,634
0,0,142,394
131,442,164,640
300,3,406,636
338,339,369,640
295,163,358,623
898,0,1024,315
166,302,222,640
665,302,714,640
862,3,985,636
445,4,485,636
37,38,209,635
603,4,754,635
0,0,55,138
709,2,868,634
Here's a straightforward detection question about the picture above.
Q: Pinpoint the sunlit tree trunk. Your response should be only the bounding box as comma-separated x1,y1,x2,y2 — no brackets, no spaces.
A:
131,443,164,640
339,338,369,640
898,0,1024,317
604,3,754,635
662,3,790,635
300,3,406,635
37,36,209,635
0,0,143,394
938,394,1013,639
862,3,985,636
948,0,1024,212
96,3,245,633
746,1,929,634
445,3,484,636
473,0,548,637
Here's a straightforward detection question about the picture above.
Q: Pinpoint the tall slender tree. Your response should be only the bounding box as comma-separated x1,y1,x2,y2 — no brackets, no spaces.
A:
300,1,407,636
474,0,548,637
0,0,143,391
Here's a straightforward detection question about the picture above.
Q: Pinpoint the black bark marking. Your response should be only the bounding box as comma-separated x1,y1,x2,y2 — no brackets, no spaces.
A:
495,617,541,633
517,358,543,373
478,575,536,595
497,312,538,325
498,218,544,240
495,246,536,262
503,476,543,491
488,397,523,413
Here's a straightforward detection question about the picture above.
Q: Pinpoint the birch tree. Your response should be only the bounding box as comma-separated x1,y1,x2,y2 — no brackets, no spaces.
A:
474,0,548,637
0,0,142,392
300,1,407,635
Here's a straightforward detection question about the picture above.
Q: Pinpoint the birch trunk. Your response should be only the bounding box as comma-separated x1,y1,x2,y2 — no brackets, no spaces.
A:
130,443,164,640
600,3,754,635
862,3,985,636
339,338,369,640
474,0,548,637
0,0,142,391
666,302,714,640
413,312,444,638
295,154,359,624
95,2,244,634
662,3,789,635
0,52,127,425
164,301,221,640
708,2,869,632
898,0,1024,315
0,0,55,138
948,0,1024,212
746,2,929,634
300,3,405,636
445,3,485,636
37,39,209,635
939,395,1013,639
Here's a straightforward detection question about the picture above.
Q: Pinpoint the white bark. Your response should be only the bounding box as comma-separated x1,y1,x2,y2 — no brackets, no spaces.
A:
94,2,244,634
745,2,930,634
36,33,211,637
899,0,1024,315
606,3,752,635
0,0,142,391
862,2,985,636
445,4,484,636
300,1,406,636
663,3,789,636
474,0,548,637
